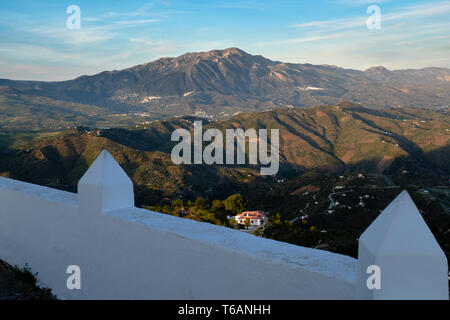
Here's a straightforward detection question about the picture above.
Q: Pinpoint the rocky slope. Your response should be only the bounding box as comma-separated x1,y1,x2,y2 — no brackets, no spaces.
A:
0,260,54,300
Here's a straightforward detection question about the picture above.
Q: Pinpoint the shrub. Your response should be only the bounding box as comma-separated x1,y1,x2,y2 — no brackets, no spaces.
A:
13,263,37,285
224,194,248,215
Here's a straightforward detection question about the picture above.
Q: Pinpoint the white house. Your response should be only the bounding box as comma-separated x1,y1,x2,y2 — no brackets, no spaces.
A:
235,210,266,226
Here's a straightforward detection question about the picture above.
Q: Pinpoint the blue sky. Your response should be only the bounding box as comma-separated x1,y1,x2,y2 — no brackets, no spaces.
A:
0,0,449,80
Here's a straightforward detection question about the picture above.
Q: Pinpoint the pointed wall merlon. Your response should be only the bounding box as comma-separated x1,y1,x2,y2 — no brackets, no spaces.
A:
356,190,449,300
78,150,134,214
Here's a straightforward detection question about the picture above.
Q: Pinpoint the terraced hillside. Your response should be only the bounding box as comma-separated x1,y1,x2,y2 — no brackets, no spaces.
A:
0,102,448,202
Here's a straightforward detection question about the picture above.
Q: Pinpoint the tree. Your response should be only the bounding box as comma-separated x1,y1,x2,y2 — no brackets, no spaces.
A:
224,194,248,215
229,218,237,228
162,204,171,214
172,199,183,210
212,199,224,210
269,213,282,225
244,218,251,230
194,197,206,209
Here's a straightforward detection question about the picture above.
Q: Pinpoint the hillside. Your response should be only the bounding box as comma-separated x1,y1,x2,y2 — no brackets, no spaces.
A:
0,102,448,200
0,260,54,300
99,102,450,182
0,103,449,259
214,103,450,175
1,48,450,132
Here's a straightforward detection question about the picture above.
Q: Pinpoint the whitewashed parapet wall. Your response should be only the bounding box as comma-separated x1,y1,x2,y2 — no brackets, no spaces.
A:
356,190,449,299
0,150,447,300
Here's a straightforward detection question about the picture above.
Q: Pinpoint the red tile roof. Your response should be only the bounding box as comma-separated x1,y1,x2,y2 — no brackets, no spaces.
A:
236,210,265,220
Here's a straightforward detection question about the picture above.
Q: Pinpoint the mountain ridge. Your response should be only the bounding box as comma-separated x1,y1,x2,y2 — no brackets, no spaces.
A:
1,102,448,195
1,48,450,131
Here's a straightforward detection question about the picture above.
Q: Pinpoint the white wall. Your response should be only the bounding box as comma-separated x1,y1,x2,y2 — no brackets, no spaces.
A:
356,190,449,300
0,151,356,300
0,150,447,300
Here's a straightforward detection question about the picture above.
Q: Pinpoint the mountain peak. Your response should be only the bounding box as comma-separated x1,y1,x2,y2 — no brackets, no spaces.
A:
364,65,392,81
222,47,246,54
365,65,390,73
176,47,249,60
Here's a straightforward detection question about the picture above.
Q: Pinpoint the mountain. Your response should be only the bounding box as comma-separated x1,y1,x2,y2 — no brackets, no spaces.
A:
209,102,450,175
1,48,450,132
1,102,448,199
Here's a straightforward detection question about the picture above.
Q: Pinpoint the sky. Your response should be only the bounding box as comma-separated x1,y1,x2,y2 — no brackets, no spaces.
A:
0,0,449,81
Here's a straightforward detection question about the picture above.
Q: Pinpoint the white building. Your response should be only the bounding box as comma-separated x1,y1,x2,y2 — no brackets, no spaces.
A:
235,210,266,226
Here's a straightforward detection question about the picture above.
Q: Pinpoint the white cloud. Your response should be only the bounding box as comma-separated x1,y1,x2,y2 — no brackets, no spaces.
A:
255,1,450,70
292,1,450,32
291,17,366,31
29,25,118,45
115,19,159,25
336,0,392,5
254,33,350,46
0,44,75,62
129,37,182,54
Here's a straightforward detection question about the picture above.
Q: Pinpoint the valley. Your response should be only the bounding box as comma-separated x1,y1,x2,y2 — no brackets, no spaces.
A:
0,102,448,261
